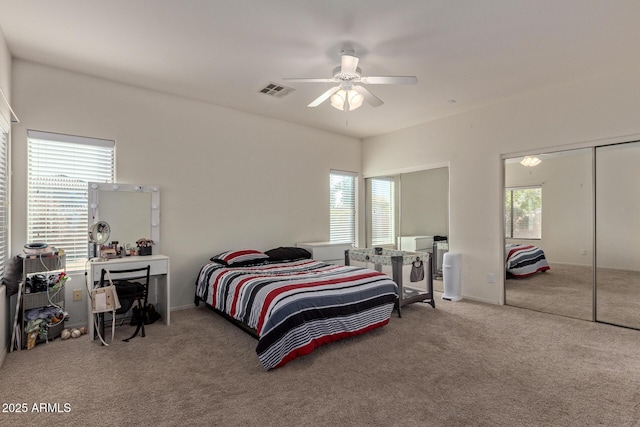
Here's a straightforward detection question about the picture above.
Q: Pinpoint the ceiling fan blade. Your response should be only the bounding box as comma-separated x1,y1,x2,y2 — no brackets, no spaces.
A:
282,77,337,83
341,54,359,75
360,76,418,85
354,85,384,107
308,86,341,107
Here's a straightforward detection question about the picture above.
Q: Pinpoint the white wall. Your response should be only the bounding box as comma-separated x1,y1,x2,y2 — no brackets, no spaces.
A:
362,66,640,304
10,60,362,326
0,26,12,365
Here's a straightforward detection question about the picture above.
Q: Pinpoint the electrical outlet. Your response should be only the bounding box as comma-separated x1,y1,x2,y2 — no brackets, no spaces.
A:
488,273,495,284
73,290,82,302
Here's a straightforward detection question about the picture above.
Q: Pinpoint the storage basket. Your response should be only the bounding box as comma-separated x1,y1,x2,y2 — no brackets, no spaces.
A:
23,254,66,275
23,289,65,310
23,319,65,349
45,319,65,339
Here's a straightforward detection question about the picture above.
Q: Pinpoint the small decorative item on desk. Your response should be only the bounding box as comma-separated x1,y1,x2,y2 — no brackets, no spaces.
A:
99,244,118,259
136,238,153,256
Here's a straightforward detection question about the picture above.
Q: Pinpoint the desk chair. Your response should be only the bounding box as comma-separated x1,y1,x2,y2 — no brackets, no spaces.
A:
98,265,150,342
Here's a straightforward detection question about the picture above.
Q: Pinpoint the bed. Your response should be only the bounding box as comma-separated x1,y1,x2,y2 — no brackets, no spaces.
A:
194,248,399,370
505,244,550,278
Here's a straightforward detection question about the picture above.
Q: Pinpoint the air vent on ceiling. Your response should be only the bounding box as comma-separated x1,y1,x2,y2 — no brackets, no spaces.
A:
259,82,295,98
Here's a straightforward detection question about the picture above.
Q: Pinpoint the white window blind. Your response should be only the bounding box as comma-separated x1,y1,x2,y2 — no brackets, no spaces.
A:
0,122,8,280
370,177,395,246
330,170,356,245
27,131,114,268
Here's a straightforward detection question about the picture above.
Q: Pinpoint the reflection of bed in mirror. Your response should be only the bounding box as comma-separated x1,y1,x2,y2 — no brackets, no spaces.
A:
505,244,550,278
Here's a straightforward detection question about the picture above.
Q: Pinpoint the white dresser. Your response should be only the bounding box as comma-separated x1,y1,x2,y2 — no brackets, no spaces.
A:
296,242,353,265
397,235,434,252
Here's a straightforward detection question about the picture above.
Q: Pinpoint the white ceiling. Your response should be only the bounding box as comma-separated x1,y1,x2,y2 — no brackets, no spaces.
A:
1,0,640,139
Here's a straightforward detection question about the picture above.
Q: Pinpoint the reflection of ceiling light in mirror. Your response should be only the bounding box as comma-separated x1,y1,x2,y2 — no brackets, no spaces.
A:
520,156,541,167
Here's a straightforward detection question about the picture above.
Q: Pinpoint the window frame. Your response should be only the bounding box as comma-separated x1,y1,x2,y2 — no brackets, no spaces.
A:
27,130,115,269
329,170,357,246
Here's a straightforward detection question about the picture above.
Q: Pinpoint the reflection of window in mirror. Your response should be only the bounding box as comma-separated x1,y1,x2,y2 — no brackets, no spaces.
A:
369,177,397,246
505,186,542,239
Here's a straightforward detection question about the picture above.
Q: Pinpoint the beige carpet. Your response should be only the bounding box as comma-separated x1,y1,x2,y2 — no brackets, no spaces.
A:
505,263,593,320
505,263,640,327
2,296,640,427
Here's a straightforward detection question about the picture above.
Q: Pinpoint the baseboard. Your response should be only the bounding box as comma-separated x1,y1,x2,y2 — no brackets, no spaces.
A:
460,295,503,305
549,261,590,267
171,304,197,312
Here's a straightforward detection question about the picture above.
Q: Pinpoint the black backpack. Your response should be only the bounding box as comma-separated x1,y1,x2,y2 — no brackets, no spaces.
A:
130,304,161,325
113,280,145,315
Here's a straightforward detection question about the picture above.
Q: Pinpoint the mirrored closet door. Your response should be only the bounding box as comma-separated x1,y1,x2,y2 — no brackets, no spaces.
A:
365,168,449,249
595,141,640,328
365,167,449,291
504,148,594,321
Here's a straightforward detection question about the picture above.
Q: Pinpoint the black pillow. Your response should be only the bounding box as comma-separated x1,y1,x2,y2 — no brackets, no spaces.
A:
265,247,312,262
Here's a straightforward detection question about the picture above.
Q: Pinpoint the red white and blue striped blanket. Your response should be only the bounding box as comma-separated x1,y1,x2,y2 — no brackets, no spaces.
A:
505,244,550,278
196,259,398,370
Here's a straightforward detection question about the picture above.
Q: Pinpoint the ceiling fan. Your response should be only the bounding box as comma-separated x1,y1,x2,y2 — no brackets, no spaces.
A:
282,50,418,111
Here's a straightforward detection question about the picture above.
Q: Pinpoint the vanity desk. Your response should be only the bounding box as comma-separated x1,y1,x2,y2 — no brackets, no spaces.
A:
87,181,167,341
87,254,170,341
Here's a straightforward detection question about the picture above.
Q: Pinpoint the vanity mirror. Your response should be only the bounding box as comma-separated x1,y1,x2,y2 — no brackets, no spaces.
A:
88,183,160,256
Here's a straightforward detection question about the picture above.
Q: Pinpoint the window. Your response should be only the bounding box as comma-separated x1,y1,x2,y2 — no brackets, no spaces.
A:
330,170,356,245
27,131,114,268
505,186,542,239
370,177,396,246
0,119,9,280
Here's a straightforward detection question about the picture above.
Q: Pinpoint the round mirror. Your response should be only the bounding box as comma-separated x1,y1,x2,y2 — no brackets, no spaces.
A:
89,221,111,245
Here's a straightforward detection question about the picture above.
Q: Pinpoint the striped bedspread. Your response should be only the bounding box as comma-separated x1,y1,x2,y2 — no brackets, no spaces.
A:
195,259,398,370
505,244,550,277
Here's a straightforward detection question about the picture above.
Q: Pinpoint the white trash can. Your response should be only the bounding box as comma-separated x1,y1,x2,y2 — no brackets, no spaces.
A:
442,252,462,301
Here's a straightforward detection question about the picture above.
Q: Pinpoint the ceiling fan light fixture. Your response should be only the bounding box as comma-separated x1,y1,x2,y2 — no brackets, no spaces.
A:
330,90,345,109
330,89,364,111
284,51,416,111
349,91,364,110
